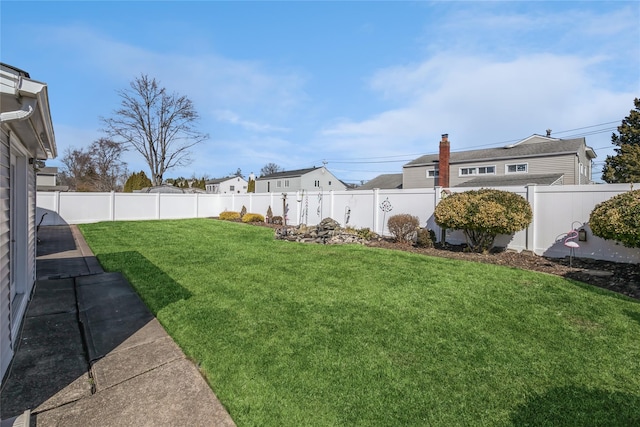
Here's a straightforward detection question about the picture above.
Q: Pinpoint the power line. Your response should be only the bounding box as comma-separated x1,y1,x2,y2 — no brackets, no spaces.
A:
549,121,619,135
317,120,621,166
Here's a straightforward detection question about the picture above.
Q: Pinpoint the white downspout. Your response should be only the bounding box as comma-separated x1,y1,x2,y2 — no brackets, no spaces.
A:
0,98,37,123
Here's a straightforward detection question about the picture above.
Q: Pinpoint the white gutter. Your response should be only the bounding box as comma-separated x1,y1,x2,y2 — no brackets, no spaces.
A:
0,97,37,123
0,72,57,158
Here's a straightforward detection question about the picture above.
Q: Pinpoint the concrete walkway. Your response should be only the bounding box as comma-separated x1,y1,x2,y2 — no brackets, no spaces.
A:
1,225,235,427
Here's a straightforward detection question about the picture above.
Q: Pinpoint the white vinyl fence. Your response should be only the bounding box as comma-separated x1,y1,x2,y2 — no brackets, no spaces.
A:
37,184,640,264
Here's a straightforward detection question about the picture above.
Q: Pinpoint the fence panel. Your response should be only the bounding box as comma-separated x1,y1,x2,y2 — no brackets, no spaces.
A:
60,192,112,224
115,193,158,221
533,184,639,262
36,183,640,263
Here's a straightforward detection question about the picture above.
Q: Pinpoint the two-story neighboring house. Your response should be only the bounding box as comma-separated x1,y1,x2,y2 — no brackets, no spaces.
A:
403,133,597,189
205,176,248,194
255,166,346,193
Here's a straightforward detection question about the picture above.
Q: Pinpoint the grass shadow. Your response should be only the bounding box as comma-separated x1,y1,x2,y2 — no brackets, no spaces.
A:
96,251,192,315
510,386,640,426
625,309,640,326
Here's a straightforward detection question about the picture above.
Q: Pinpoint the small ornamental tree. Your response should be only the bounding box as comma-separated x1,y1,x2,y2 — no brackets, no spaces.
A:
589,189,640,248
434,189,532,252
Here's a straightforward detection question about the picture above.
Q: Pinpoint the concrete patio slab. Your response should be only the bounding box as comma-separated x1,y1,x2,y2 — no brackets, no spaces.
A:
91,336,184,391
106,318,169,354
33,358,236,427
80,310,155,363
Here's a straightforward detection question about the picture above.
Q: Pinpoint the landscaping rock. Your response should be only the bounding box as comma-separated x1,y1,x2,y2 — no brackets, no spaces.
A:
275,218,368,245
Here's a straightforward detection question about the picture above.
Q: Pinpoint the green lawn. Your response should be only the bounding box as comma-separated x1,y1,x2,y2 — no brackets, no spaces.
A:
79,219,640,426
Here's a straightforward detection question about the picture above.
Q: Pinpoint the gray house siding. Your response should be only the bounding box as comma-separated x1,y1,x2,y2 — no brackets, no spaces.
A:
403,165,436,189
1,63,56,383
0,127,11,380
256,167,345,193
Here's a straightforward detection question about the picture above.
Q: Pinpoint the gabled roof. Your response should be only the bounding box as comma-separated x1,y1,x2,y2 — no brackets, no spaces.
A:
37,167,59,175
404,135,594,168
454,173,564,188
257,167,319,180
206,176,245,184
357,174,403,190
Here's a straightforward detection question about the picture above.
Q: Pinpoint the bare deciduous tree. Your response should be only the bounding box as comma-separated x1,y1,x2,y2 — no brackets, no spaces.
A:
260,162,283,177
90,138,127,191
60,147,94,191
101,74,208,186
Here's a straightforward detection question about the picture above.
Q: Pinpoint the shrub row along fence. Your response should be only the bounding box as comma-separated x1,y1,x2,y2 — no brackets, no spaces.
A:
37,183,640,263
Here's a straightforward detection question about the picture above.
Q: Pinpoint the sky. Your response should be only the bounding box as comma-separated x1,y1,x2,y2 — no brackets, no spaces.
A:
2,1,639,185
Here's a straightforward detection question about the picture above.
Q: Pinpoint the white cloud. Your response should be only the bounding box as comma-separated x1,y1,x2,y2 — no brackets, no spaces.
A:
213,109,290,133
321,53,635,159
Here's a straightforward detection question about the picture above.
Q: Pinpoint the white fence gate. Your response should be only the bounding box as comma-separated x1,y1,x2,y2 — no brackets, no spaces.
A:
36,184,640,264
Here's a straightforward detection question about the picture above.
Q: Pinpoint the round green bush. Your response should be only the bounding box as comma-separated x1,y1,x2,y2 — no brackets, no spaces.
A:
434,189,532,252
589,189,640,248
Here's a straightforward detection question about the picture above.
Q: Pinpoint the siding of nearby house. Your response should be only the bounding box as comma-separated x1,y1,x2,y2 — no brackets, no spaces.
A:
206,177,248,194
255,167,346,193
300,168,344,191
36,167,57,187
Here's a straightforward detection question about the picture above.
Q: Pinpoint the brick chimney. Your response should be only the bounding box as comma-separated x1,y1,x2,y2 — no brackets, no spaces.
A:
438,133,450,188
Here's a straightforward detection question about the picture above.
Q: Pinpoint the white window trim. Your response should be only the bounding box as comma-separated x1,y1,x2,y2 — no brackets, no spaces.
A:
505,163,528,174
427,169,439,178
458,165,496,177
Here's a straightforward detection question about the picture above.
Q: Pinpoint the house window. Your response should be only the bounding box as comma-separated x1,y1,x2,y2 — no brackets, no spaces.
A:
478,166,495,174
506,163,528,173
314,180,320,187
328,181,332,185
427,170,439,177
277,180,282,188
460,166,495,176
230,185,235,191
460,167,477,176
284,180,290,188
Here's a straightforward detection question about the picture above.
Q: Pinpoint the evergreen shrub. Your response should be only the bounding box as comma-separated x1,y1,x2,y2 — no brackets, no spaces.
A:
415,228,436,248
589,189,640,248
434,189,532,253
